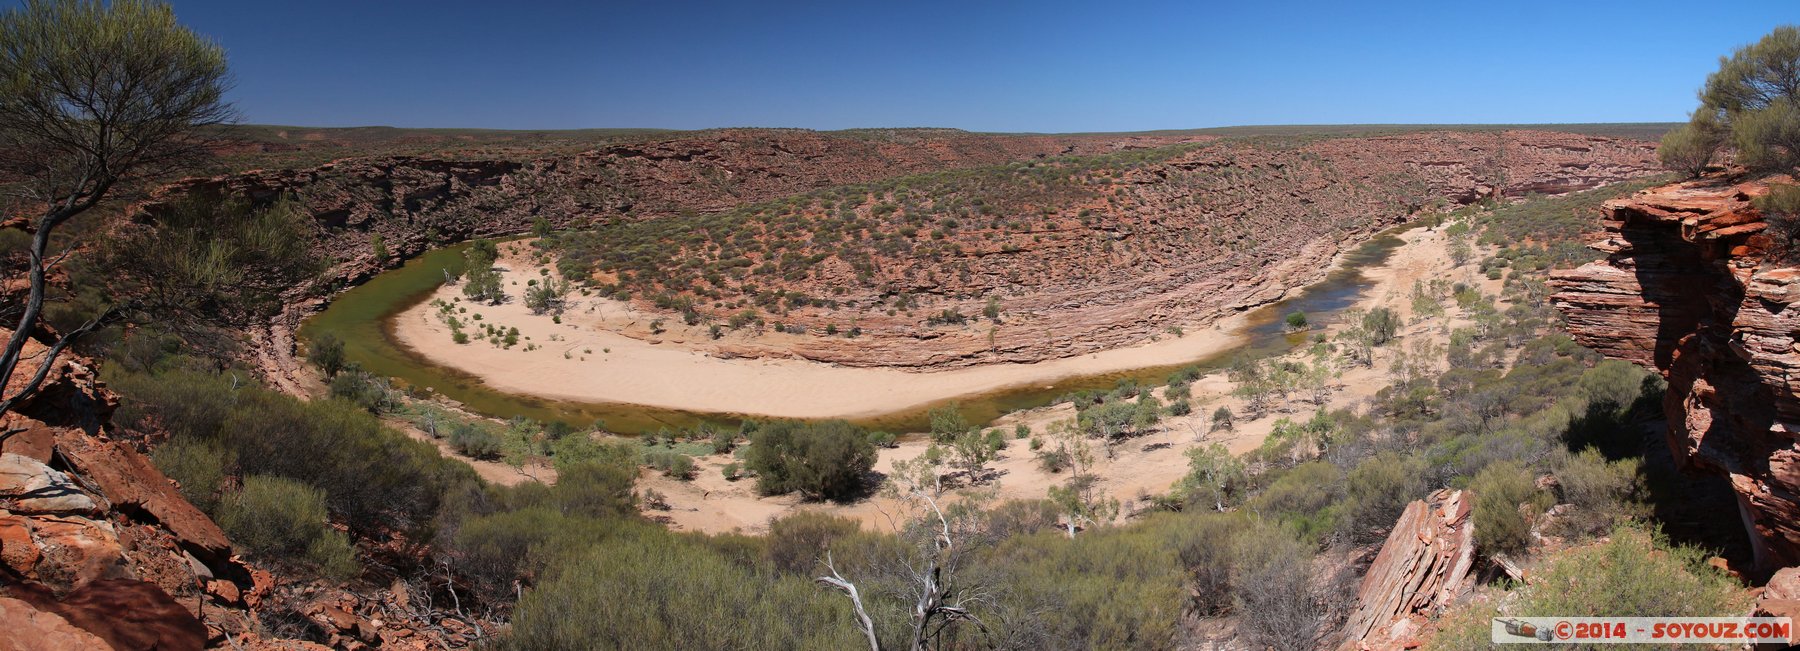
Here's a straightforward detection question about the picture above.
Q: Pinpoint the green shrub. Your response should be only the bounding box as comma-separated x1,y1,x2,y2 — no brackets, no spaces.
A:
218,475,359,579
1551,449,1645,540
1211,406,1233,431
1284,311,1308,329
1166,512,1251,614
646,450,696,479
328,367,392,413
765,512,860,575
554,461,639,518
1362,307,1400,346
1512,525,1750,621
1757,183,1800,261
505,536,862,650
745,420,876,500
112,368,476,537
305,332,345,377
1658,115,1726,177
151,436,232,513
1469,460,1545,557
928,403,971,441
1230,522,1325,650
449,420,504,459
1340,451,1428,543
1247,461,1344,542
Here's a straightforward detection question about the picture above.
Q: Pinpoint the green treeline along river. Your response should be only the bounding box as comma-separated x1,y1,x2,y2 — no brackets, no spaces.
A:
300,223,1415,434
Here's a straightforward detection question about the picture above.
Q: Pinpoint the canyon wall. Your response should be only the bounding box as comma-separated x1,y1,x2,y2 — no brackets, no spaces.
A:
141,129,1662,382
146,129,1211,286
745,130,1662,368
1550,176,1800,570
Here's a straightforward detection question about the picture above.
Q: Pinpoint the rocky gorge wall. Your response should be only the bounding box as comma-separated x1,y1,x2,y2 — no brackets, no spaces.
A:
139,129,1663,385
1549,175,1800,570
738,130,1663,368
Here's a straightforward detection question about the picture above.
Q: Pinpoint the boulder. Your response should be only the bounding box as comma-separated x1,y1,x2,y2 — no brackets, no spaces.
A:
6,579,207,651
0,511,38,576
51,430,231,564
0,596,113,651
0,453,97,515
26,514,129,589
0,414,56,463
1342,489,1476,649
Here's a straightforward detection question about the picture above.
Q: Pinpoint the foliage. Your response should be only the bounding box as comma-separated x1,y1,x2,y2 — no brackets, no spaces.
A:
0,0,235,412
765,512,861,575
504,534,869,650
1699,26,1800,172
1755,182,1800,260
217,475,359,580
461,240,506,304
1551,449,1645,539
745,420,876,500
928,403,971,442
1469,460,1545,557
1658,113,1727,177
1230,521,1327,651
1175,443,1246,512
151,435,232,513
524,277,570,315
111,365,477,537
305,332,345,378
102,194,322,330
447,420,504,459
1362,307,1400,346
1340,451,1428,543
1430,526,1754,651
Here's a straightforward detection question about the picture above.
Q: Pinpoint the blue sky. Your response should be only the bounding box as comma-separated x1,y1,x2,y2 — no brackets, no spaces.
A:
152,0,1797,132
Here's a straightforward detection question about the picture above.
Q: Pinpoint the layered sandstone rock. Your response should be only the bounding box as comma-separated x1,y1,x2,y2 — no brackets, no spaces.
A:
1343,489,1476,650
1,328,490,648
1549,175,1800,569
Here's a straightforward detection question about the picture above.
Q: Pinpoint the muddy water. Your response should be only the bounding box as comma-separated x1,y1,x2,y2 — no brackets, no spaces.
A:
301,223,1415,434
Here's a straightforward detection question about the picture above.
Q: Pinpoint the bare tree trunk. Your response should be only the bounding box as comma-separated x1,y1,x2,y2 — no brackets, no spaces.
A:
817,554,881,651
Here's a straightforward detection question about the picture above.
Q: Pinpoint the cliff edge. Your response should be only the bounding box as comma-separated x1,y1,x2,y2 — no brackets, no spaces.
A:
1549,174,1800,569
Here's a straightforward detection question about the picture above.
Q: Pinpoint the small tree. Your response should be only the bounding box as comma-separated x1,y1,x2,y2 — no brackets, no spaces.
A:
306,332,347,378
928,403,971,442
1210,406,1234,432
1363,306,1401,346
525,277,569,315
1697,26,1800,172
1658,113,1727,177
745,420,876,501
948,429,996,482
0,0,233,415
461,240,506,304
1177,443,1246,512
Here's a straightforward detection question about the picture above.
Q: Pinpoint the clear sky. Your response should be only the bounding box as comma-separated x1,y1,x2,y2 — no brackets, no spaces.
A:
146,0,1799,132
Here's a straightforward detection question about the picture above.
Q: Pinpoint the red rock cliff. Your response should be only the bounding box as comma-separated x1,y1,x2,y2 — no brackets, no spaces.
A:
1549,175,1800,569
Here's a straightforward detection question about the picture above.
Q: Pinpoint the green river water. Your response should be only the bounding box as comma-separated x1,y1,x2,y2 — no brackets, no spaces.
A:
299,223,1416,434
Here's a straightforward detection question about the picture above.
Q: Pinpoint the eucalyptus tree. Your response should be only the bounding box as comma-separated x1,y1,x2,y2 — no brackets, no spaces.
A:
0,0,233,415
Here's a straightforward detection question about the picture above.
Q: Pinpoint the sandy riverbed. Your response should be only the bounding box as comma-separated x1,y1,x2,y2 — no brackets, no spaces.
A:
391,242,1260,420
634,224,1506,534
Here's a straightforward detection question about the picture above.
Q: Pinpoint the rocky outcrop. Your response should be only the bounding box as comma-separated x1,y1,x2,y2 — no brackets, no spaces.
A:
1549,175,1800,570
1342,489,1476,650
1,326,493,648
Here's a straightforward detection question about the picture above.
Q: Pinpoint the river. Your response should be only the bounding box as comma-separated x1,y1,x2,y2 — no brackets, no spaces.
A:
300,223,1415,434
